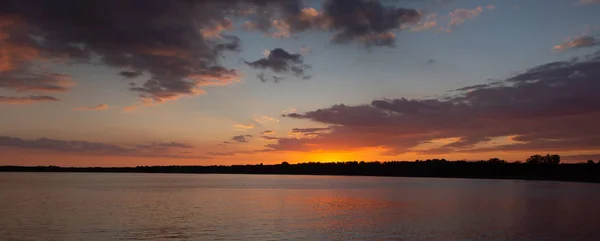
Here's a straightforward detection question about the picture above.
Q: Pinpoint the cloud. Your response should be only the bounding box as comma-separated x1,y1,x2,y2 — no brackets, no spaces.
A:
200,18,234,38
262,136,279,140
448,6,485,27
122,105,138,112
234,123,255,131
0,95,59,104
323,0,421,46
74,104,108,111
300,45,312,54
136,141,194,149
253,115,279,124
245,48,310,82
272,50,600,155
408,5,494,33
242,0,421,47
288,127,332,138
411,14,437,32
119,70,143,78
0,72,74,93
231,135,253,143
261,130,275,135
563,154,600,162
553,36,599,52
290,127,332,134
0,136,204,158
580,0,600,5
0,0,427,104
206,149,268,157
0,0,295,104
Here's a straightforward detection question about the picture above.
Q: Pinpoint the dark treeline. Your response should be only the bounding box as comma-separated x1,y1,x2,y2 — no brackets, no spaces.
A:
2,154,600,183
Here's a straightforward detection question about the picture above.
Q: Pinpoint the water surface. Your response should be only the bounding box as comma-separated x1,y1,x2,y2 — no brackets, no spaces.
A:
1,173,599,240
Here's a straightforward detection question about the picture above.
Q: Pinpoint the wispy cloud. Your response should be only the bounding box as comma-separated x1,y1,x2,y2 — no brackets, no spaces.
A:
122,105,138,112
580,0,600,5
448,6,493,27
231,135,253,143
261,130,276,135
0,136,206,159
253,115,279,125
0,95,59,104
553,36,599,52
74,104,108,111
234,123,255,131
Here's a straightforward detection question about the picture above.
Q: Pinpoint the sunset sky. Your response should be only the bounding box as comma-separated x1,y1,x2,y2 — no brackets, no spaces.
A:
1,0,600,166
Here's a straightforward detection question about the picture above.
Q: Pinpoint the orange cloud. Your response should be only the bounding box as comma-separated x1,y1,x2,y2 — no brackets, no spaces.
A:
74,104,108,111
122,105,138,112
553,36,599,52
234,123,255,131
448,6,484,26
411,14,438,32
0,16,40,72
200,19,233,38
253,115,279,124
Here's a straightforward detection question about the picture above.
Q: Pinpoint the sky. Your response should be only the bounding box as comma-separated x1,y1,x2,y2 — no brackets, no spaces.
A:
1,0,600,166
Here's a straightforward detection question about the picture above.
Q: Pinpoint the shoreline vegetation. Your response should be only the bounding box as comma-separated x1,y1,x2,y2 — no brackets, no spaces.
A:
2,154,600,183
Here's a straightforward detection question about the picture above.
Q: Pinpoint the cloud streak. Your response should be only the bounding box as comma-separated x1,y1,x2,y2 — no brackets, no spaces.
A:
234,123,255,131
553,36,599,52
0,95,59,104
74,104,108,111
0,136,204,158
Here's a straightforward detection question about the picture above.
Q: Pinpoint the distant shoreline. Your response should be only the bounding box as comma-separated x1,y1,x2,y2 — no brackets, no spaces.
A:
2,160,600,183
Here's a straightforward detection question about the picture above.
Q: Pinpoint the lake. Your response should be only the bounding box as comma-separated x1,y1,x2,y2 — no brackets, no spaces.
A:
1,173,599,241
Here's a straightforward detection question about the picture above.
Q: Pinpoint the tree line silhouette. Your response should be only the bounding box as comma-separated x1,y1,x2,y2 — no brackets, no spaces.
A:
2,154,600,183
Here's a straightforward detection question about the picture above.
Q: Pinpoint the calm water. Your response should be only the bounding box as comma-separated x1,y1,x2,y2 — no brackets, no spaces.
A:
1,173,599,241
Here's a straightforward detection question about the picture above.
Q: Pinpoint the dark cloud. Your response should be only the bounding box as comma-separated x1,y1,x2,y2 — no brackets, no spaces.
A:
290,127,332,134
0,136,204,158
119,70,143,78
455,84,488,92
136,141,194,149
324,0,420,46
0,0,423,102
242,0,421,47
0,95,59,104
261,130,275,135
246,48,310,82
231,135,253,143
262,136,280,140
274,51,600,155
0,0,290,104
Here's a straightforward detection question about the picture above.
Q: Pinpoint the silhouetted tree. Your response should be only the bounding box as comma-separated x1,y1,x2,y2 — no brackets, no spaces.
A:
487,158,506,164
3,153,600,183
588,160,595,165
526,154,560,165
